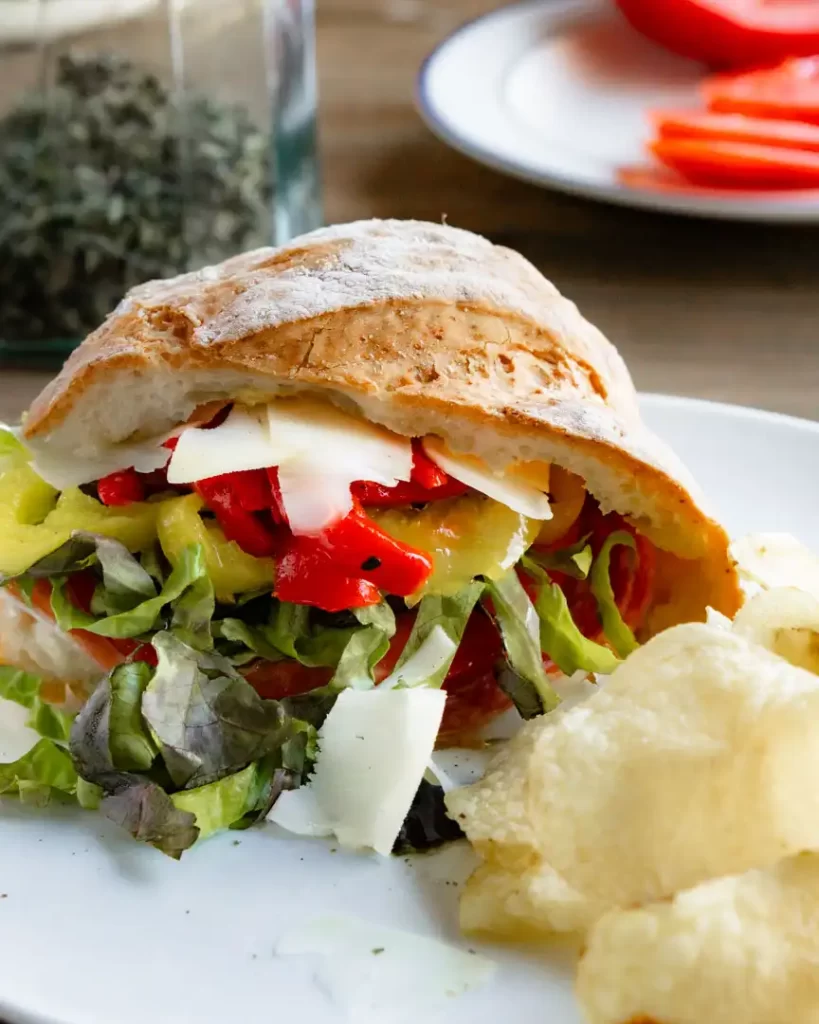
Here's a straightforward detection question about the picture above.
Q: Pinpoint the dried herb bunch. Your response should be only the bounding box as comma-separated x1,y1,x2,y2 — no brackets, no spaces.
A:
0,52,272,342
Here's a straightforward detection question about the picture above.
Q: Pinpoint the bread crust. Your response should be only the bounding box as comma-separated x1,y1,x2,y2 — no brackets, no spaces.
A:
21,219,741,626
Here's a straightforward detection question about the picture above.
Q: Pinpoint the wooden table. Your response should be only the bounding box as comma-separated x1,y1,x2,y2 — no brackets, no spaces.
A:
3,0,818,423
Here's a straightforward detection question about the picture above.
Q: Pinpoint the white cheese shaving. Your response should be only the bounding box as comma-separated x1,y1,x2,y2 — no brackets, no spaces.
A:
422,437,552,520
267,399,413,535
276,914,496,1023
268,687,446,855
168,398,414,534
0,698,40,763
167,405,272,483
29,432,172,489
378,625,456,690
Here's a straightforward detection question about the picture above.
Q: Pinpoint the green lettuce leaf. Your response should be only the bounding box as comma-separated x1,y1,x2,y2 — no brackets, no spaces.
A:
484,571,561,716
522,558,619,676
391,584,484,689
0,665,73,744
526,536,593,580
108,662,157,771
213,618,288,664
70,676,199,858
51,542,208,640
0,738,77,806
141,633,301,789
170,762,261,839
590,531,640,658
280,603,398,727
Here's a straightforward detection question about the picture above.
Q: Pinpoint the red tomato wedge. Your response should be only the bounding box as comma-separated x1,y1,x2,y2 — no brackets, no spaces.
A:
616,0,819,70
650,136,819,188
704,58,819,124
653,110,819,152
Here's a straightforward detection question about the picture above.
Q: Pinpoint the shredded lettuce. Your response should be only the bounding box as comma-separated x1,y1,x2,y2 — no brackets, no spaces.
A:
0,738,78,806
67,631,319,857
170,762,262,838
392,584,484,690
141,633,300,789
522,557,620,676
69,662,200,858
590,531,640,658
0,665,73,744
381,626,457,690
484,571,561,715
50,541,208,641
526,536,593,580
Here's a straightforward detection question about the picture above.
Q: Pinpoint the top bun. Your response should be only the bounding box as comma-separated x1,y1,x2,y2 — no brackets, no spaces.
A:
22,219,740,628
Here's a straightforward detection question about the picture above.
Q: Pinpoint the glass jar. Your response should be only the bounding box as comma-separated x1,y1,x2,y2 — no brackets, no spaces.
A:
0,0,321,366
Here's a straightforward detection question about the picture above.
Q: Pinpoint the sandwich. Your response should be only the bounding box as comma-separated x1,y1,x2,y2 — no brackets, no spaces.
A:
0,219,741,857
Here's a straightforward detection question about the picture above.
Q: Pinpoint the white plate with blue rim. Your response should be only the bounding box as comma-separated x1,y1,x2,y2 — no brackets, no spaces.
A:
1,394,818,1024
416,0,819,223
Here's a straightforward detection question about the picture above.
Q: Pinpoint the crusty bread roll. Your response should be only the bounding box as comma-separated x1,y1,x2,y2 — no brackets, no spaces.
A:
20,219,740,633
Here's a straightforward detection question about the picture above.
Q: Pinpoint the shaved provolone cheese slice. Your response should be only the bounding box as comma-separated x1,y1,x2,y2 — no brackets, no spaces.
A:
268,687,446,855
268,399,413,534
422,437,552,521
167,406,273,483
30,433,172,489
168,398,414,534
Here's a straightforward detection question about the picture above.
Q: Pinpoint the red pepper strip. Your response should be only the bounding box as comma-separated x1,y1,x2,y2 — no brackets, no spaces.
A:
266,467,288,525
318,504,433,596
352,478,468,507
202,469,273,512
97,468,146,507
194,477,279,558
275,534,381,612
410,438,448,489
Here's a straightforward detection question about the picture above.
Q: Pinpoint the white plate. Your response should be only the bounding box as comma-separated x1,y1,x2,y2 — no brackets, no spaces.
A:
1,394,818,1024
417,0,819,223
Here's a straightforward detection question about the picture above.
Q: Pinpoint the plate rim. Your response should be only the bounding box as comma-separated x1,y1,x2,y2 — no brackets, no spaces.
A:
639,391,819,434
415,0,819,224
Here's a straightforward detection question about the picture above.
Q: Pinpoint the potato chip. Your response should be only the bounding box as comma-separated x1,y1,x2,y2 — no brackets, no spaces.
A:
733,587,819,674
732,532,819,598
448,623,819,936
577,853,819,1024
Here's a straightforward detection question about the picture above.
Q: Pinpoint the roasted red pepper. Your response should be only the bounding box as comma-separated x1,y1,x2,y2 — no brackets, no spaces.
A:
318,504,433,595
352,478,467,507
352,439,467,507
275,534,381,611
410,438,448,489
97,468,146,506
194,477,279,558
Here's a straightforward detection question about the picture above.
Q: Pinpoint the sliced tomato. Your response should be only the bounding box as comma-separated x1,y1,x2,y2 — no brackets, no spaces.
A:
650,136,819,188
704,58,819,123
654,109,819,152
616,0,819,70
241,659,332,701
29,578,156,671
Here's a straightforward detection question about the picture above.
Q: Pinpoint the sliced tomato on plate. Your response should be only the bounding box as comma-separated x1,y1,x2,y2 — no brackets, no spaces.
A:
650,136,819,188
653,110,819,152
705,58,819,124
616,0,819,70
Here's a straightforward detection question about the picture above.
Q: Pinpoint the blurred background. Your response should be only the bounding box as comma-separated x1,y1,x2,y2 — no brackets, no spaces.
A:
0,0,817,421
